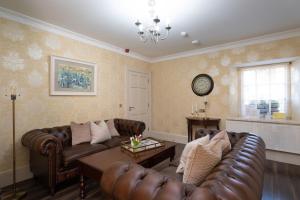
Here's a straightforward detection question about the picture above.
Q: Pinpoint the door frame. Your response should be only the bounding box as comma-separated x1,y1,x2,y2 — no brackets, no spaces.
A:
125,66,152,133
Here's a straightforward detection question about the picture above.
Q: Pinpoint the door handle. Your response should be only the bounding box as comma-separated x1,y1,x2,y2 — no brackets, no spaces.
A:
129,106,135,111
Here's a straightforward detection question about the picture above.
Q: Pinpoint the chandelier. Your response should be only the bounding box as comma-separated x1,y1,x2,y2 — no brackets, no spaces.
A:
134,0,171,44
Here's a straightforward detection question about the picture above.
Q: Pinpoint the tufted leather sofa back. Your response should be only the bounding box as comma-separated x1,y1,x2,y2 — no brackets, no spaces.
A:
24,118,146,149
101,131,265,200
195,129,249,147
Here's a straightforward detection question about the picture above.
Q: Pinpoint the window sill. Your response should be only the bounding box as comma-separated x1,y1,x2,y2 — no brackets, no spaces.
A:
226,117,300,126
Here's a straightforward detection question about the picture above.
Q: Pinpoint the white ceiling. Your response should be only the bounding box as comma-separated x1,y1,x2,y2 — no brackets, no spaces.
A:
1,0,300,58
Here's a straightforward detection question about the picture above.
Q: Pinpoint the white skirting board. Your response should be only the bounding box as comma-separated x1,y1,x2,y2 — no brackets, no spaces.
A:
0,165,33,188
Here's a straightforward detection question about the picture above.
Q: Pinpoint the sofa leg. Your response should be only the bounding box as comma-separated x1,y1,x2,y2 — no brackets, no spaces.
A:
50,186,55,196
80,175,86,199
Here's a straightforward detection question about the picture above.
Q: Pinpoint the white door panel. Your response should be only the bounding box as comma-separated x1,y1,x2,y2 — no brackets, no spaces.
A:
127,70,150,134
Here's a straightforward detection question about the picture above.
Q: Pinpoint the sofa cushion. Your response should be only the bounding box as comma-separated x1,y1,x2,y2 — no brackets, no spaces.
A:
63,143,108,167
106,119,120,137
90,121,111,144
70,121,91,145
211,130,231,154
176,134,210,173
101,136,129,148
183,138,223,185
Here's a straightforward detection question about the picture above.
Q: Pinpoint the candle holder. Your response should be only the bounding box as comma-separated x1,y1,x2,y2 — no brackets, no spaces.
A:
3,87,27,200
204,101,208,119
191,100,209,118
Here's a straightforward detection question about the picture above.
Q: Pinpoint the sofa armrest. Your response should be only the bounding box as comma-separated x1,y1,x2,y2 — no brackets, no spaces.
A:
21,129,62,156
114,119,146,137
101,161,201,200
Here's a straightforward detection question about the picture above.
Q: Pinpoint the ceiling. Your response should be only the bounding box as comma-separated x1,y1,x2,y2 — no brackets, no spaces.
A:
1,0,300,58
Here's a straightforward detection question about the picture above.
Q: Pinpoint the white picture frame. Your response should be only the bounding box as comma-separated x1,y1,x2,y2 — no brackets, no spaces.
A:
50,56,97,96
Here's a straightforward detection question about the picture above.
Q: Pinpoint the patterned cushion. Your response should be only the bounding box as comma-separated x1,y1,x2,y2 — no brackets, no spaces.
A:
176,134,210,173
211,130,231,154
183,138,223,185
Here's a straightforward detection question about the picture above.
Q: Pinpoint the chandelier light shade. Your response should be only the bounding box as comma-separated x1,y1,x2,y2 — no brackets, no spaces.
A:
134,0,171,44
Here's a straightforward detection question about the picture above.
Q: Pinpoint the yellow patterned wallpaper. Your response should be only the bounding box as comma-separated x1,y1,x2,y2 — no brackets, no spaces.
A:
1,15,300,175
0,17,149,172
150,37,300,135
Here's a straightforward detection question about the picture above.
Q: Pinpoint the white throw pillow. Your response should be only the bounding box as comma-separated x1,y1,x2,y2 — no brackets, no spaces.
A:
106,119,120,137
176,134,210,173
90,121,111,144
183,138,223,185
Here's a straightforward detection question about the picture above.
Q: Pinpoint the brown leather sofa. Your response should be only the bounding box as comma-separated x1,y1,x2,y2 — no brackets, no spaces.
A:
100,129,266,200
21,118,145,194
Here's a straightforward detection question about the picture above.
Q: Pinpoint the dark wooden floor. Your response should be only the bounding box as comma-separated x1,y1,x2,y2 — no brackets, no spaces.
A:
1,144,300,200
262,160,300,200
1,178,103,200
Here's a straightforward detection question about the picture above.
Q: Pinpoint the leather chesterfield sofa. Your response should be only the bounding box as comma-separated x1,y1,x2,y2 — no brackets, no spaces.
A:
21,118,145,194
100,129,266,200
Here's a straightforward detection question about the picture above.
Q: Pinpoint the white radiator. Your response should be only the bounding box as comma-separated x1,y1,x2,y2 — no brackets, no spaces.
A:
226,118,300,154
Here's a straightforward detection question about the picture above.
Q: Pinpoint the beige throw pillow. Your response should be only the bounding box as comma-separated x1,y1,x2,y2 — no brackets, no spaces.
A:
183,138,224,185
211,130,231,154
106,119,120,137
176,134,210,173
90,121,111,144
71,122,91,145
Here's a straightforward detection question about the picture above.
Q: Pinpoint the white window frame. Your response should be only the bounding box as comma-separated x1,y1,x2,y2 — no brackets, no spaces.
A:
239,63,291,118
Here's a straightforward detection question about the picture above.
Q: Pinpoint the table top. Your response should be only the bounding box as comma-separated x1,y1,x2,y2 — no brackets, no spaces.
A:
78,141,176,172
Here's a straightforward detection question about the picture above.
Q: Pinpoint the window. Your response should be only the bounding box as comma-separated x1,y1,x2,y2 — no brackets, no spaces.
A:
240,64,290,118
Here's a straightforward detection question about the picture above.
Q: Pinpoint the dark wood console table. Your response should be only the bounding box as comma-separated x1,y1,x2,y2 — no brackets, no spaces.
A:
186,117,221,142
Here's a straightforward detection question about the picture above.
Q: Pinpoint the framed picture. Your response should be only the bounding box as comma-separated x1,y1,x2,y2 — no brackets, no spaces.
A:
50,56,97,95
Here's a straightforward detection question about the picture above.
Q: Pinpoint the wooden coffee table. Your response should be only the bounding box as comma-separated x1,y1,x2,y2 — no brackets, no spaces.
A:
78,140,176,199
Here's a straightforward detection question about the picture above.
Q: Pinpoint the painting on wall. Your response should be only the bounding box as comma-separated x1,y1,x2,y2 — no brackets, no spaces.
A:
50,56,97,95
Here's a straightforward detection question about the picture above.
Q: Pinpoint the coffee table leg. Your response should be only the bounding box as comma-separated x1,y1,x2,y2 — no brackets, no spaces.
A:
80,174,86,199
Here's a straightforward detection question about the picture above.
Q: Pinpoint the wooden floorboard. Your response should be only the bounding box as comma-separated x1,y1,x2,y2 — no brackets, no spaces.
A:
262,160,300,200
1,145,300,200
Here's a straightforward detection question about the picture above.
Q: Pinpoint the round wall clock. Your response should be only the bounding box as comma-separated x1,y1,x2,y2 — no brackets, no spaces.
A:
191,74,214,96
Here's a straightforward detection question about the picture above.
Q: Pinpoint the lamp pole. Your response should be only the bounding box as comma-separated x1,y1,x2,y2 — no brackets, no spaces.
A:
11,94,16,196
3,88,26,200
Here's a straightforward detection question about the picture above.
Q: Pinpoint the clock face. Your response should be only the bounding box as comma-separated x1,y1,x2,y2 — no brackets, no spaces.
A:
191,74,214,96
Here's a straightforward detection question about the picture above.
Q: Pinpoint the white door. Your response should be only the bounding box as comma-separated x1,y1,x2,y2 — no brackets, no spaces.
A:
127,70,150,134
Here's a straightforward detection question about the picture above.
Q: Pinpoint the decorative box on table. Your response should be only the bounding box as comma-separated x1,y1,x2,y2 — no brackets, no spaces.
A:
121,137,165,157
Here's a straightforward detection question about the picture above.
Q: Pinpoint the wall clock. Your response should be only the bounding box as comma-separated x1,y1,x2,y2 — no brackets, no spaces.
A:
191,74,214,96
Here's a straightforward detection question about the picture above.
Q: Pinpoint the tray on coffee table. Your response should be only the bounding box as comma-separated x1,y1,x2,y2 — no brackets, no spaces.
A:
120,137,165,156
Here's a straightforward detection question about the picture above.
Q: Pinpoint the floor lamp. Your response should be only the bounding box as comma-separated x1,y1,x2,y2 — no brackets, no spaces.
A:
4,87,26,200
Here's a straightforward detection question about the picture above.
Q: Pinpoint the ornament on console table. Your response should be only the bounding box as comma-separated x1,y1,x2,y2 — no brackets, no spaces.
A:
191,98,209,119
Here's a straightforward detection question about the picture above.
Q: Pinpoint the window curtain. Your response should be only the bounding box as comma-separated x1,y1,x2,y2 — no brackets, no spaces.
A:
240,63,290,118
